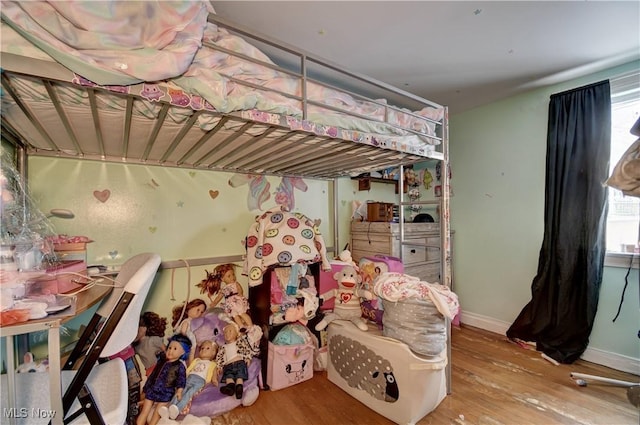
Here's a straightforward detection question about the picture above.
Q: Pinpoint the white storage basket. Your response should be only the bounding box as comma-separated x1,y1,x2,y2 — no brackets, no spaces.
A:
327,321,446,425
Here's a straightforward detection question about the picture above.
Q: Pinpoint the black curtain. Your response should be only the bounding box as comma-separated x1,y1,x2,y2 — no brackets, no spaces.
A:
506,81,611,363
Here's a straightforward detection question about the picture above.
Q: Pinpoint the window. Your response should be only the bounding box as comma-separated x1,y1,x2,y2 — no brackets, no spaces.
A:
606,71,639,267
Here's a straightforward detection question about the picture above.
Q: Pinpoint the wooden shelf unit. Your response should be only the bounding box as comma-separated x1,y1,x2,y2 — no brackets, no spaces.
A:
352,176,407,193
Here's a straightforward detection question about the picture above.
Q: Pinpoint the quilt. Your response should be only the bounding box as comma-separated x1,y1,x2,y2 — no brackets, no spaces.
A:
243,206,331,286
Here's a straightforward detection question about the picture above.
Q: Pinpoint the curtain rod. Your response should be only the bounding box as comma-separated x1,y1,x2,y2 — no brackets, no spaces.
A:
550,80,609,98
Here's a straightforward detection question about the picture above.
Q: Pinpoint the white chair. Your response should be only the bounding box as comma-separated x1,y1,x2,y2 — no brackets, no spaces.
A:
3,253,161,425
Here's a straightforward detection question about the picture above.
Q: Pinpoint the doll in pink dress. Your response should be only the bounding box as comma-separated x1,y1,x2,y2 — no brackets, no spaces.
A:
196,264,253,331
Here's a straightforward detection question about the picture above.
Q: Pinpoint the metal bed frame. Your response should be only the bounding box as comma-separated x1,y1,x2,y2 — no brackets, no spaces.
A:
1,10,453,393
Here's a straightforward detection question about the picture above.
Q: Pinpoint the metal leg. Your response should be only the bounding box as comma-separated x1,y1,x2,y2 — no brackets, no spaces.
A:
570,372,639,387
445,317,452,394
5,336,17,425
76,385,106,425
47,323,64,425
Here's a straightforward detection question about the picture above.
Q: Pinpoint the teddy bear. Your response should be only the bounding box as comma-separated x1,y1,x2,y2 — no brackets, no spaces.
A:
314,265,373,331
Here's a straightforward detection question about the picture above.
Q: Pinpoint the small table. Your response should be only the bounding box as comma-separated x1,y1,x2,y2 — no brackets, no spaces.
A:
0,284,112,425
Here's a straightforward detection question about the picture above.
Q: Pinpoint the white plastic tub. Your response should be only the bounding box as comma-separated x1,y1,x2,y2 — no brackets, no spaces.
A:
327,320,447,425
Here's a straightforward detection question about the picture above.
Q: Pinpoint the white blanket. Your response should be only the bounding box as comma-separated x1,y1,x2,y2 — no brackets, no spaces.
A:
373,272,459,319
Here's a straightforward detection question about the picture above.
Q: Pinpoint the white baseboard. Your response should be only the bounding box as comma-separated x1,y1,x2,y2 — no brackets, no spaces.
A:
459,311,511,335
580,347,640,376
459,311,640,375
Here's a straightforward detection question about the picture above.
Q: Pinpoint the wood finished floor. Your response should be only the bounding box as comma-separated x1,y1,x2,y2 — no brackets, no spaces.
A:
209,325,639,425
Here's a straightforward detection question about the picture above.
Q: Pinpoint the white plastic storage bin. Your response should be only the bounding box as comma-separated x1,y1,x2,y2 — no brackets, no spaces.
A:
327,321,447,425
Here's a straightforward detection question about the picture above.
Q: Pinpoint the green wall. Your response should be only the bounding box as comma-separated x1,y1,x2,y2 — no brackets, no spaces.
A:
25,158,425,332
449,60,640,366
28,158,332,318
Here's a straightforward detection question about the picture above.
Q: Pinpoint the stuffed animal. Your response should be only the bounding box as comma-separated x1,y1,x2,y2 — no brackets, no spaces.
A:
186,312,262,416
16,352,48,373
337,249,359,269
271,290,319,326
157,413,210,425
315,265,373,331
190,309,227,348
186,359,261,417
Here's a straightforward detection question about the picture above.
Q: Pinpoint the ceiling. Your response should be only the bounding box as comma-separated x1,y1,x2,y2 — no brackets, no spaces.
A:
211,1,640,114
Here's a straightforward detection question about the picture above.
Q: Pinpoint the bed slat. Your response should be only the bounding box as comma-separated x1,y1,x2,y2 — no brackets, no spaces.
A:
142,103,171,161
212,126,279,168
194,121,255,167
122,97,134,160
177,116,230,166
160,111,204,163
87,89,106,158
43,80,84,156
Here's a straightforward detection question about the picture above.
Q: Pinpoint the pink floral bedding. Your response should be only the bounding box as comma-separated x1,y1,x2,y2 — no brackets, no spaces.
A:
1,0,443,146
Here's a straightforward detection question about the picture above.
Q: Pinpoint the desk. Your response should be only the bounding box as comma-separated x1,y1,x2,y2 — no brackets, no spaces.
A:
0,285,112,425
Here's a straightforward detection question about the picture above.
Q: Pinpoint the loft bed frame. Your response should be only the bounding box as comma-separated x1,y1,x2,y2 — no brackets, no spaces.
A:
1,7,452,393
1,13,446,178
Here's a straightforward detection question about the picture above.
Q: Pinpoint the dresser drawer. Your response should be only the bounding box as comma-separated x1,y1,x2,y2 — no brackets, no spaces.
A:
351,232,392,261
395,235,440,266
351,222,439,235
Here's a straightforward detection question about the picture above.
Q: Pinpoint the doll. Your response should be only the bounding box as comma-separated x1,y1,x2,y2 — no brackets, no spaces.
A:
134,311,168,373
196,264,253,331
172,299,207,363
158,340,219,420
137,333,191,425
215,323,254,399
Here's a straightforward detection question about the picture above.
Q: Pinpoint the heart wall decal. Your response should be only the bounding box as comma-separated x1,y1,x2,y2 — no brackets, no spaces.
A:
209,190,219,199
93,189,110,203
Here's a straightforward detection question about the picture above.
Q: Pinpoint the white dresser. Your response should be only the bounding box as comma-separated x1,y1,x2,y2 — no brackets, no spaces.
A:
350,221,443,283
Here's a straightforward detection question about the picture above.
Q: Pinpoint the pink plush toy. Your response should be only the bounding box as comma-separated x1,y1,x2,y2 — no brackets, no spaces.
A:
315,265,372,331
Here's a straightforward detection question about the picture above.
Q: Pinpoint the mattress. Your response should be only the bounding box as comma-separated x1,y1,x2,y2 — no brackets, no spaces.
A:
1,3,446,178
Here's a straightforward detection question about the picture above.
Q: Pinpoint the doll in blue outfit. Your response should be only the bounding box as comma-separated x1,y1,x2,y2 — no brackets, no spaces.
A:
158,340,219,420
136,333,191,425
